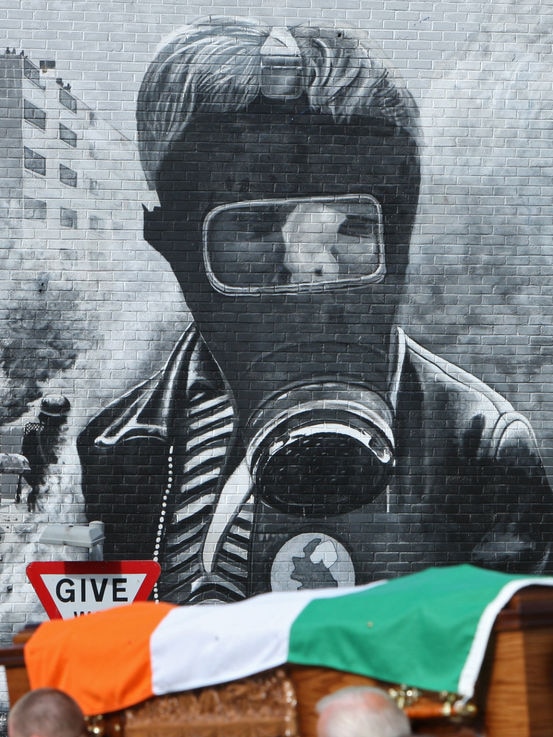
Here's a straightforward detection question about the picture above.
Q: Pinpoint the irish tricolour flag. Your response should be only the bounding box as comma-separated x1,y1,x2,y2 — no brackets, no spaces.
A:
25,564,553,716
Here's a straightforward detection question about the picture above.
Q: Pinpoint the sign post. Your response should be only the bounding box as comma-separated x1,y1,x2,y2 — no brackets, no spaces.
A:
26,561,161,619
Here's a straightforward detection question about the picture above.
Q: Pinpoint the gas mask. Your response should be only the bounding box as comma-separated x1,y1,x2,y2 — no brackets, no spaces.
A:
148,108,420,521
202,193,395,515
137,98,419,601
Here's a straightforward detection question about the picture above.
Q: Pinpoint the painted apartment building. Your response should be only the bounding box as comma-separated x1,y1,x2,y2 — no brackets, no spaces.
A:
0,50,144,248
0,49,159,500
0,50,177,649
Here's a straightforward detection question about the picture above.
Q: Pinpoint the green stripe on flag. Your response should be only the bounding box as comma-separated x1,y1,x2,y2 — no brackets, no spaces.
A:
287,564,543,694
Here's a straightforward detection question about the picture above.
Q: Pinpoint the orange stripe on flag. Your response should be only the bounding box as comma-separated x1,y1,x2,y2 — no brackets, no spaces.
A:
24,602,176,716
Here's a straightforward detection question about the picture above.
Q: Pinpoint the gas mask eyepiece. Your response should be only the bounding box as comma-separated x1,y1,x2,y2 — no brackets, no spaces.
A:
203,194,386,295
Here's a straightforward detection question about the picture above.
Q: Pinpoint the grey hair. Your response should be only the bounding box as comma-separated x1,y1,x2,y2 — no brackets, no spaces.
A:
316,686,412,737
137,16,420,189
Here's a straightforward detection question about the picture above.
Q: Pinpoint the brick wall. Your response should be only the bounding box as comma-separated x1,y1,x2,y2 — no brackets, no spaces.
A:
1,0,553,691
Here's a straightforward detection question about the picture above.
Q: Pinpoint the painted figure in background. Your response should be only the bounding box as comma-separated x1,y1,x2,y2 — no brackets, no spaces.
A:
78,18,553,603
17,395,71,512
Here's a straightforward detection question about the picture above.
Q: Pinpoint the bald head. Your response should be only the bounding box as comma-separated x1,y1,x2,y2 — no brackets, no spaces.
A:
317,686,411,737
8,689,86,737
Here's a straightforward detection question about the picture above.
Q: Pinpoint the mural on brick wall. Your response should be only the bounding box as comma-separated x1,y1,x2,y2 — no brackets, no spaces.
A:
75,18,553,603
2,4,553,636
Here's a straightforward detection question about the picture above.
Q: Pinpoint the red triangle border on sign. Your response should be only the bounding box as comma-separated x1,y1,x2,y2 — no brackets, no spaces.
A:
26,561,161,619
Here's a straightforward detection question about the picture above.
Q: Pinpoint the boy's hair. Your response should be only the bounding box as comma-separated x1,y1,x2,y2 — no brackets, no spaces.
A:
137,16,420,190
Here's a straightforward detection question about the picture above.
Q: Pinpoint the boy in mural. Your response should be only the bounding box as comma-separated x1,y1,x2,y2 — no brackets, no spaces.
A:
78,18,553,604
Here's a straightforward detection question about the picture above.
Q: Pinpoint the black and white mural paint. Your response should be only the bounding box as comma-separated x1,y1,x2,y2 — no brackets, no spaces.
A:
1,0,553,636
78,17,553,603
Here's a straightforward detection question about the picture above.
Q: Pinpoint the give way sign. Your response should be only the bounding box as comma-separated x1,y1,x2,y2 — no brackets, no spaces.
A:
26,561,161,619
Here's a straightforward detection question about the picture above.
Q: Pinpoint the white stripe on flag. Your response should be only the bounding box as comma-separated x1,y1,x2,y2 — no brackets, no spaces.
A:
457,576,553,698
150,585,370,695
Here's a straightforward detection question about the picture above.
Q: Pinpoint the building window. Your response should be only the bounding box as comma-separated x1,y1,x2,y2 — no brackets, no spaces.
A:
60,207,77,229
59,88,77,113
89,215,104,230
24,147,46,175
23,100,46,130
23,58,43,88
59,164,77,188
59,123,77,147
23,197,47,220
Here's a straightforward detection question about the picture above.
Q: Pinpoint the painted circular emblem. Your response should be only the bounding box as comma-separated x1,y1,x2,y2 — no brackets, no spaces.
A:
270,533,355,591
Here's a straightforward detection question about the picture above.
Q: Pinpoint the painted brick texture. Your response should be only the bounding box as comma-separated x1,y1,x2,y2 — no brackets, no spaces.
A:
0,3,552,705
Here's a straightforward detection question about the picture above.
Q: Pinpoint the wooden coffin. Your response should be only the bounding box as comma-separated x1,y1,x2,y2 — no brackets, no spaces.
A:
2,585,553,737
